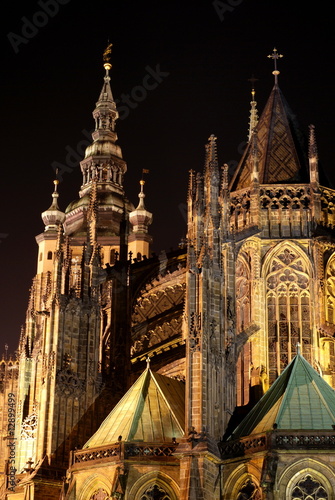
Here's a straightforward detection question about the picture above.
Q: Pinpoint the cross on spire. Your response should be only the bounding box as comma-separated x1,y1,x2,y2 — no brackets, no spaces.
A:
267,47,283,84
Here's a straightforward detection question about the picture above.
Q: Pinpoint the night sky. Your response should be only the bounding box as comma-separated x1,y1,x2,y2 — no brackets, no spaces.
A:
1,0,334,353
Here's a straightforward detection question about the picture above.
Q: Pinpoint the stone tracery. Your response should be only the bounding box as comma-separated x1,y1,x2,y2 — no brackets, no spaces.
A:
266,246,311,383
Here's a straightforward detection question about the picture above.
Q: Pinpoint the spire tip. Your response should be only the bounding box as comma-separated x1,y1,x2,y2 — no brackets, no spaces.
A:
267,47,283,83
103,43,113,72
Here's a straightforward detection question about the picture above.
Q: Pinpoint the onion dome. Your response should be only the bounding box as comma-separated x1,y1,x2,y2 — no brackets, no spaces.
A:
41,179,65,231
129,180,153,234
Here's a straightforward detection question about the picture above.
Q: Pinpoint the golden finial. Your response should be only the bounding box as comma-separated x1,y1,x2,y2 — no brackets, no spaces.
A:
267,47,283,84
247,75,259,141
103,43,113,71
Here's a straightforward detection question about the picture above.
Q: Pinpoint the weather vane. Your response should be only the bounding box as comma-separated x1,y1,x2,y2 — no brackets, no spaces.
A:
103,43,113,71
267,47,283,84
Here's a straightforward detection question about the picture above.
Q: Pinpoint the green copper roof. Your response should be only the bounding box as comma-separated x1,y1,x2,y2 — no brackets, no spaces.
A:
230,352,335,439
84,367,185,448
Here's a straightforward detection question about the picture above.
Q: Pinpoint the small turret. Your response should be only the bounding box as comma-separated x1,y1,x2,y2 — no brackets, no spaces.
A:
128,176,153,260
41,178,65,231
36,177,65,274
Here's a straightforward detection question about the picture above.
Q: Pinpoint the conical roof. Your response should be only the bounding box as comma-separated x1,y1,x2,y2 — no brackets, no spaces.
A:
230,84,308,191
84,366,185,448
229,352,335,440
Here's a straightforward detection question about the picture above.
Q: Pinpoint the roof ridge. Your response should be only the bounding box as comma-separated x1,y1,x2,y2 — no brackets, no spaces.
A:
127,368,152,440
274,354,304,425
83,368,150,448
310,378,335,426
151,371,185,435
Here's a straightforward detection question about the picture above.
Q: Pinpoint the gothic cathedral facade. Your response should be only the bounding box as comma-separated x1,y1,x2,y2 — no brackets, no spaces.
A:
1,48,335,499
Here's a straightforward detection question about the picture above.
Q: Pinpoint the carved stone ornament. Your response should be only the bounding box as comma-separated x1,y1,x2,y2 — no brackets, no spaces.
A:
189,312,201,352
237,478,261,500
20,403,38,440
56,368,84,398
90,488,110,500
141,484,170,500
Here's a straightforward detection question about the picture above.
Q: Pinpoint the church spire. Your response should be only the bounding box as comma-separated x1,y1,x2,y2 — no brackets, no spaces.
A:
94,43,117,129
79,44,126,198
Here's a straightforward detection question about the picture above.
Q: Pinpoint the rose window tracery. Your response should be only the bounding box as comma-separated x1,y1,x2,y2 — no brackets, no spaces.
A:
291,474,328,500
90,488,110,500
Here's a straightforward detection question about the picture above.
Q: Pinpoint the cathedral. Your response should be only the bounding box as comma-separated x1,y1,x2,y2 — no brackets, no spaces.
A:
1,46,335,499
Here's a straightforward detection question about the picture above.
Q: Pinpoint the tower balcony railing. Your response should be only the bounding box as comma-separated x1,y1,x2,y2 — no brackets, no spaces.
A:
230,184,313,238
220,429,335,458
70,441,179,468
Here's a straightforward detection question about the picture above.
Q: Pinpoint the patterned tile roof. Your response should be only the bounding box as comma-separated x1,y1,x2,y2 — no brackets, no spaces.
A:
230,84,308,191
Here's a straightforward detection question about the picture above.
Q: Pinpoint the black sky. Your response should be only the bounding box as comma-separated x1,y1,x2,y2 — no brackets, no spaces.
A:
1,0,334,353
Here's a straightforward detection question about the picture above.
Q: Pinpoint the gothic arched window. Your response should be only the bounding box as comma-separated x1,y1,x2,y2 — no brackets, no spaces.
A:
325,255,335,324
291,473,328,500
236,478,261,500
236,254,251,333
236,253,252,405
266,247,311,384
140,484,170,500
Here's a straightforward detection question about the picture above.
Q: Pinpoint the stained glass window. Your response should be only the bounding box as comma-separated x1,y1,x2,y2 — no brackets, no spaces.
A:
266,247,311,383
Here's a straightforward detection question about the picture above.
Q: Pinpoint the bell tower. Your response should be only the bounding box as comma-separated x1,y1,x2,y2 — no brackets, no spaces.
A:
11,46,148,499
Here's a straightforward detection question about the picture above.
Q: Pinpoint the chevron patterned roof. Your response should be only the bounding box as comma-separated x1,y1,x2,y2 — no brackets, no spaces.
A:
230,84,309,190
